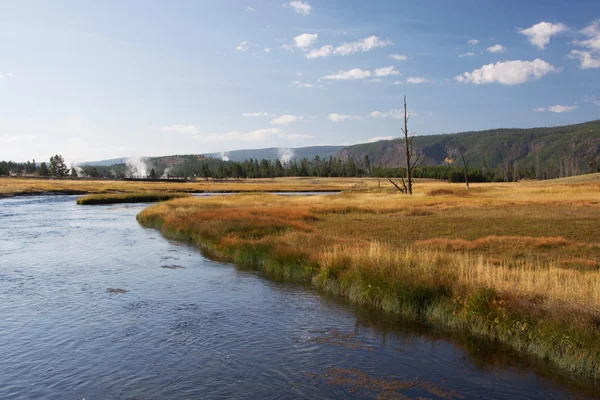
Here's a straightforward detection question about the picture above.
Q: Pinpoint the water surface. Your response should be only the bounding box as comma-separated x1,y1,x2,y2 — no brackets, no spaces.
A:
0,195,597,399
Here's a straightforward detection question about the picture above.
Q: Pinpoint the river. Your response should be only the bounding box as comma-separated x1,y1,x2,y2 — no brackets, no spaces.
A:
0,195,597,399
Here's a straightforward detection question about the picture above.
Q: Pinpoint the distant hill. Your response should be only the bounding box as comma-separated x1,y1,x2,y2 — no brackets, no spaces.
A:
204,145,344,162
82,121,600,177
84,146,343,167
82,157,127,166
338,120,600,173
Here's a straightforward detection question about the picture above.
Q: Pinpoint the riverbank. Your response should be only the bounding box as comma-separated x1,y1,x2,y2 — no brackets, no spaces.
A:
137,180,600,379
76,192,190,205
0,177,374,198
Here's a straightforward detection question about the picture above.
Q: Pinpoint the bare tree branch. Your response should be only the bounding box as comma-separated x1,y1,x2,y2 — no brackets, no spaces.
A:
387,177,405,193
401,95,414,195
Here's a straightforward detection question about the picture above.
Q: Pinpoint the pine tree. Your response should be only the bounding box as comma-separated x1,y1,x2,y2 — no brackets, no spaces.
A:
38,162,50,176
49,155,69,177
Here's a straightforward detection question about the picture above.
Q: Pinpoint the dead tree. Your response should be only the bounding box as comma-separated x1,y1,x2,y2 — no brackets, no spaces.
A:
455,137,473,190
388,95,422,194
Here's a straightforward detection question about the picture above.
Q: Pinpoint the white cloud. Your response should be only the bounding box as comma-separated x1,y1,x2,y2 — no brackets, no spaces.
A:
369,78,383,83
246,6,255,12
406,76,430,84
282,133,314,139
303,36,391,59
548,105,577,113
392,81,403,85
459,52,475,58
574,20,600,51
322,66,402,81
519,22,567,49
487,44,506,53
370,110,403,119
281,44,295,53
236,41,249,52
373,66,400,77
535,105,578,113
585,95,600,106
305,45,333,59
368,136,394,142
0,134,45,144
569,21,600,68
196,128,282,142
264,48,272,53
242,112,269,117
153,124,200,135
271,114,302,125
569,49,600,69
288,1,311,16
468,39,479,45
0,72,15,79
389,54,408,61
292,81,314,88
322,68,371,80
334,36,392,56
328,113,362,122
196,129,313,142
455,59,560,85
294,33,318,50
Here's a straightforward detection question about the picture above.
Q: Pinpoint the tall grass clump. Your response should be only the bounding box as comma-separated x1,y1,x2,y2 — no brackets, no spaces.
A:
76,192,190,205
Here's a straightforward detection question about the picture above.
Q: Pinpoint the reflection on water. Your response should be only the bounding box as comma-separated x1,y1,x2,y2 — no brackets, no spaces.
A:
0,195,598,399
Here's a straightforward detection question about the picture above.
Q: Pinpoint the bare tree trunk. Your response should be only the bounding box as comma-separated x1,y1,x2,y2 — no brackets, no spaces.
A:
403,95,413,195
389,95,421,194
455,137,469,190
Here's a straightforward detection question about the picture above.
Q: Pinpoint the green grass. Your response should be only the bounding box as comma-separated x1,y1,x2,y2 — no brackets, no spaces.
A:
76,192,190,205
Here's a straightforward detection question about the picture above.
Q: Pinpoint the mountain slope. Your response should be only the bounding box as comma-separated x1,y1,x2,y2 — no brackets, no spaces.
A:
83,157,128,166
205,145,344,162
338,120,600,172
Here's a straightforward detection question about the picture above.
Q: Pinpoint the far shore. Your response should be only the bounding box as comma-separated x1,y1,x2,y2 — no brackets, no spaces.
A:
0,176,363,198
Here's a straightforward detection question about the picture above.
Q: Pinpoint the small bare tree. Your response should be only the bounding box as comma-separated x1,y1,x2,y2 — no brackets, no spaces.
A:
388,95,422,194
455,137,473,190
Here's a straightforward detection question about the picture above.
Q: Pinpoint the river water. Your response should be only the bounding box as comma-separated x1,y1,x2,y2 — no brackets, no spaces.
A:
0,195,597,399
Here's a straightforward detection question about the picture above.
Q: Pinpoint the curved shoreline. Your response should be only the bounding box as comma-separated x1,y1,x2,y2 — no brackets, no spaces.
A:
135,193,600,381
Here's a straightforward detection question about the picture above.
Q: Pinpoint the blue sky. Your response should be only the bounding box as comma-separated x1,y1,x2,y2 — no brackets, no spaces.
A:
1,0,599,163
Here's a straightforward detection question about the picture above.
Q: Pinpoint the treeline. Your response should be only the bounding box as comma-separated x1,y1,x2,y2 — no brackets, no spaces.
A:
0,155,71,177
371,161,600,182
4,154,599,182
164,155,599,182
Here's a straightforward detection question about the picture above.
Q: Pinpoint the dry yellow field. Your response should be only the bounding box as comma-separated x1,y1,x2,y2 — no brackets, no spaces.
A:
137,177,600,378
0,177,382,197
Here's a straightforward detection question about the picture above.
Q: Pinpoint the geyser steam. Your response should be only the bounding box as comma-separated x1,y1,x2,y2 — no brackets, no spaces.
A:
126,157,148,178
277,148,295,164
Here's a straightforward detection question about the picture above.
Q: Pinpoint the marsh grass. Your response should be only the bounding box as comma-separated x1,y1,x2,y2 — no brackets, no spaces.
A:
76,192,190,205
136,180,600,378
0,177,378,197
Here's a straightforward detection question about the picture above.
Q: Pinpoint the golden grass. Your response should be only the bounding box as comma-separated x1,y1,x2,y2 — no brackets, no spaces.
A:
0,177,383,197
137,180,600,378
536,172,600,184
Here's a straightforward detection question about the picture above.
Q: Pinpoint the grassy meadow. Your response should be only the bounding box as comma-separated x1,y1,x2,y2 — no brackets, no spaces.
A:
137,177,600,378
0,177,372,197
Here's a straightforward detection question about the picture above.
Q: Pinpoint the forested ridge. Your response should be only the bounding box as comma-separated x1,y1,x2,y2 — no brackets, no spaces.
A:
2,120,600,182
